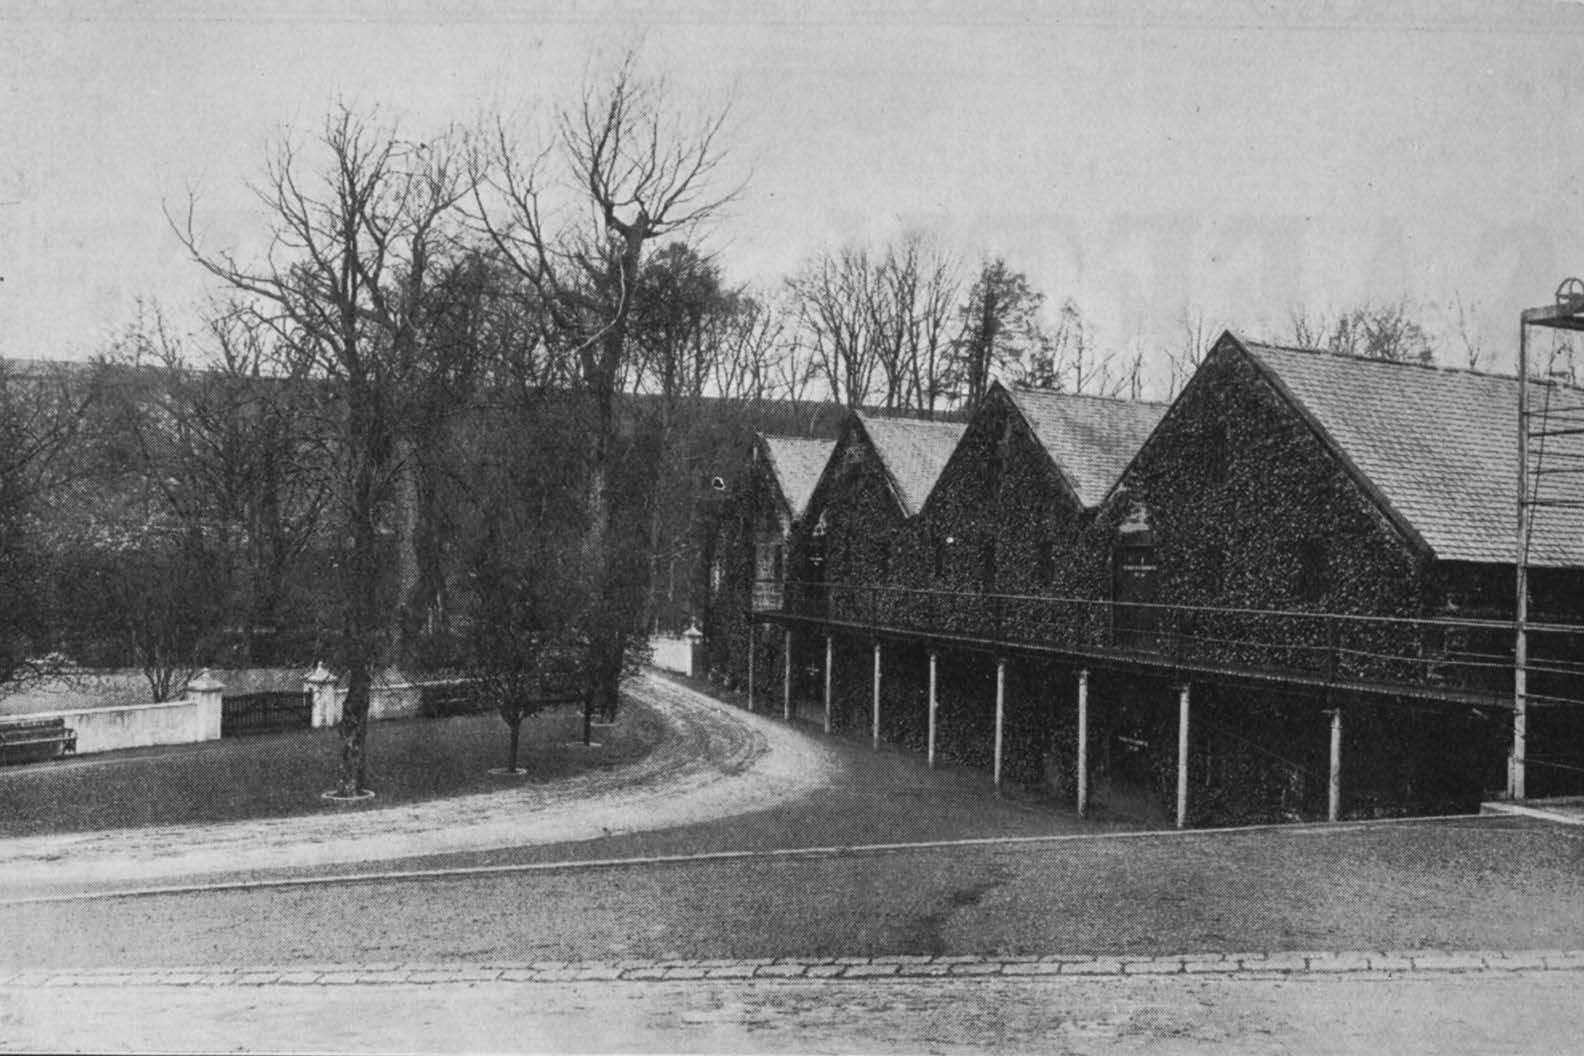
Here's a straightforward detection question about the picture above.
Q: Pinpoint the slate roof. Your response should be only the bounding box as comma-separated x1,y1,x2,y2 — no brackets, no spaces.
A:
1006,386,1168,509
1236,335,1584,567
760,435,835,521
856,413,968,516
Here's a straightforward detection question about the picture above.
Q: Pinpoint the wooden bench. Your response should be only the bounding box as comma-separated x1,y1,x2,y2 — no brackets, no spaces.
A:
0,717,78,764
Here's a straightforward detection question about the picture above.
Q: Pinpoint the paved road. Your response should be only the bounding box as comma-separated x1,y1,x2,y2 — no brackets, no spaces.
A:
6,965,1584,1054
6,673,1584,1053
6,816,1582,969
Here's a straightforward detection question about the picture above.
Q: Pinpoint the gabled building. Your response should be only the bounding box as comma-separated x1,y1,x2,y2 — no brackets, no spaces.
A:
1081,332,1584,816
901,382,1166,601
705,433,835,687
1101,332,1584,625
789,412,967,623
851,382,1167,784
752,332,1584,824
749,435,836,611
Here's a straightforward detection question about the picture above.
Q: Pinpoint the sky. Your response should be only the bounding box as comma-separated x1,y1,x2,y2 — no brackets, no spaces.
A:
5,0,1584,391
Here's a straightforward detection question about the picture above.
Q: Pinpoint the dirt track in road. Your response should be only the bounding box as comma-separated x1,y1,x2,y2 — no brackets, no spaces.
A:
0,672,840,894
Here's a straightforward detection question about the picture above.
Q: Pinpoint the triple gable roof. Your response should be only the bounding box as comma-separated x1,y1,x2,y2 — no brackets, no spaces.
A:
1227,333,1584,568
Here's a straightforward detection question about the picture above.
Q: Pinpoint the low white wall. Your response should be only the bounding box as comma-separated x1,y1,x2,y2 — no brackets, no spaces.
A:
368,682,422,721
651,634,703,678
23,696,222,755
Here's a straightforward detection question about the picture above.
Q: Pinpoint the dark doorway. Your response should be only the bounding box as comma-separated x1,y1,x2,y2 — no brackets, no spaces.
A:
1113,543,1163,652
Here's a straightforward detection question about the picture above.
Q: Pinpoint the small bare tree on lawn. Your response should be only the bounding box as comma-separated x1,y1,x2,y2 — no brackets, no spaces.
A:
457,393,591,773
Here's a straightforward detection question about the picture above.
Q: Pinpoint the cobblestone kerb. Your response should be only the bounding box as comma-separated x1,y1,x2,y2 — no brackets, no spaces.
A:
5,950,1583,988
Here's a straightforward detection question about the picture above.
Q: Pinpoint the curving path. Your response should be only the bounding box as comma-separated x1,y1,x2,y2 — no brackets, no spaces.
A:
0,672,841,895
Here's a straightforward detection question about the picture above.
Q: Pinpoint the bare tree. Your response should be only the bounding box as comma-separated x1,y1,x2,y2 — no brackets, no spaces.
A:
875,232,962,414
1167,306,1217,398
789,232,961,413
170,105,474,797
474,51,739,730
1290,299,1435,364
708,289,804,402
0,358,93,693
787,245,884,409
1448,292,1485,371
1020,298,1126,397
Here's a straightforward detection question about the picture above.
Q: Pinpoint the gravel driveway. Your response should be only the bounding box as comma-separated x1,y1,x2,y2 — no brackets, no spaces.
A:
0,672,839,895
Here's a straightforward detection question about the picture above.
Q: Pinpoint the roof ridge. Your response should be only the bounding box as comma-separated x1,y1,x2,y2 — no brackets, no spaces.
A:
1009,384,1168,408
1240,333,1584,393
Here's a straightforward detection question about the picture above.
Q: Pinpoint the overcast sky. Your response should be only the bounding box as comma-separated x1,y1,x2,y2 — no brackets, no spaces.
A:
4,0,1584,387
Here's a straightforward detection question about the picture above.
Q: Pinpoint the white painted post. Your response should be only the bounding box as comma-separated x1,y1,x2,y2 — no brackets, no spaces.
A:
1176,684,1191,829
994,658,1006,791
187,670,225,742
682,621,704,679
927,650,939,769
1076,668,1090,818
783,629,793,722
871,642,882,750
824,635,834,735
305,663,338,728
1328,707,1343,823
1514,319,1529,801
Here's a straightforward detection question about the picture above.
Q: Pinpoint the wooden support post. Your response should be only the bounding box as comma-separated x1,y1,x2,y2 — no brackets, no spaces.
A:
994,658,1007,792
1176,683,1191,829
927,650,939,769
747,625,755,713
1076,669,1090,818
1328,706,1343,823
783,629,793,722
1514,317,1529,801
871,641,882,750
823,635,834,735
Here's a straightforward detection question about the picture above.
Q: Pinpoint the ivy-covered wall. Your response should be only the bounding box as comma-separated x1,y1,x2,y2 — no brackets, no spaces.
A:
896,388,1089,600
786,419,907,624
705,439,792,690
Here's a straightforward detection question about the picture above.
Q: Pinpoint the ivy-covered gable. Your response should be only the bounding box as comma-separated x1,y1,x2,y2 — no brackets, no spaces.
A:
900,386,1085,597
791,417,909,595
1094,335,1427,618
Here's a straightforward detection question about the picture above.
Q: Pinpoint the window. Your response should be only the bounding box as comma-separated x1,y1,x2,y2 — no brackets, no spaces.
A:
808,513,828,570
754,540,777,581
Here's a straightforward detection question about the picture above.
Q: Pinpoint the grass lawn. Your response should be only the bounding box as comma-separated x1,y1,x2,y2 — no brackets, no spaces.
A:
0,702,664,839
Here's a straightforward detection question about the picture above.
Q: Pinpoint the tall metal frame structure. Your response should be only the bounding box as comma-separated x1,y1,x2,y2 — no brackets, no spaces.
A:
1513,279,1584,798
